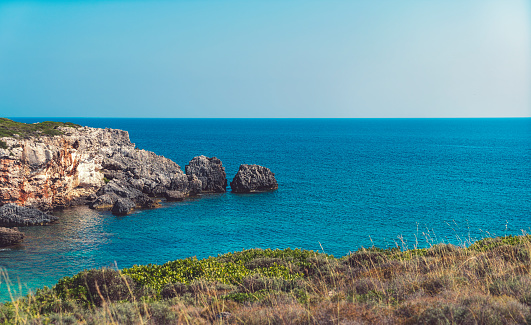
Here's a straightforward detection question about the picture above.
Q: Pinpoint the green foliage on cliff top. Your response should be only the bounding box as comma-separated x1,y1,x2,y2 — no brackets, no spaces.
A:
4,235,531,324
0,118,80,139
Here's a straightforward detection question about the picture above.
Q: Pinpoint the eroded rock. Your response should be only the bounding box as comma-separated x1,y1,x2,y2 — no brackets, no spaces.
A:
90,193,119,210
111,198,136,216
230,164,278,193
185,156,227,193
164,191,185,202
0,227,24,247
0,203,58,227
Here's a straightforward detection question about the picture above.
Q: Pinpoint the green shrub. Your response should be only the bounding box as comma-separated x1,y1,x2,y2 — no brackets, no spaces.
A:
0,118,80,139
122,253,303,293
54,268,137,306
468,235,531,252
0,140,7,149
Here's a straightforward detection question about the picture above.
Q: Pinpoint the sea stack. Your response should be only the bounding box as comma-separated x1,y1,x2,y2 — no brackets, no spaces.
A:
185,156,227,193
230,164,278,193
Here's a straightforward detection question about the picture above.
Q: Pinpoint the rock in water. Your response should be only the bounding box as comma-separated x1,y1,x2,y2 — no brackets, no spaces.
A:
0,227,24,247
185,156,227,193
0,203,58,227
164,191,185,201
230,164,278,193
111,198,136,216
90,193,119,210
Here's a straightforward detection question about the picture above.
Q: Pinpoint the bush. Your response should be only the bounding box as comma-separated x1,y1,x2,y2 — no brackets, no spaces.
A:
0,118,80,138
343,248,388,268
160,282,189,299
148,302,177,324
54,268,137,306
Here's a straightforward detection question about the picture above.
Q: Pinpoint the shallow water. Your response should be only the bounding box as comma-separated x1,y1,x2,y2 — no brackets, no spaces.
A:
1,118,530,302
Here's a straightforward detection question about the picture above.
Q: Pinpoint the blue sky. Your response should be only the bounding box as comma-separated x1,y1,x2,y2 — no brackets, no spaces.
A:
0,0,529,118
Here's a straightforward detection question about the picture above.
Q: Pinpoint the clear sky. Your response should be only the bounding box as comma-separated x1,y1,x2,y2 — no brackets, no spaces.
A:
0,0,529,118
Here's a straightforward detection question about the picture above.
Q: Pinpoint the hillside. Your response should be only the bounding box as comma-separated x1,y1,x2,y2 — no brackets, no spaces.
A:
2,235,531,324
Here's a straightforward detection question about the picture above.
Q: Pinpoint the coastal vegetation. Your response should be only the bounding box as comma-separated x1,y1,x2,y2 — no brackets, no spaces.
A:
0,118,80,139
3,235,531,324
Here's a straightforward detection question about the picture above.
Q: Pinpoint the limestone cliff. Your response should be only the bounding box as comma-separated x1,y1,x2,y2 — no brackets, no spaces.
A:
0,125,222,213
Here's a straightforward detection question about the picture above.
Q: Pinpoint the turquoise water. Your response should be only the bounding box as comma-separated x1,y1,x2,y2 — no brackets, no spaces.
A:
1,118,530,302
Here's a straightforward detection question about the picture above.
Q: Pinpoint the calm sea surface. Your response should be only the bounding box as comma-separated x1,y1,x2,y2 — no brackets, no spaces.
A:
1,118,530,301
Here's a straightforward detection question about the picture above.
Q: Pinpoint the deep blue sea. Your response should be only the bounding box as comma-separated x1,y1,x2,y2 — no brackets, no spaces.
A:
1,118,530,302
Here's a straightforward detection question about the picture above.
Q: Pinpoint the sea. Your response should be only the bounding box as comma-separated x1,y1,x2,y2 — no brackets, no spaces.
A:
1,118,530,302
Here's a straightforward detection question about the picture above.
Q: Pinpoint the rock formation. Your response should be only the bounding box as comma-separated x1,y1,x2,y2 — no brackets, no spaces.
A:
164,191,185,202
111,198,136,216
0,227,24,247
1,120,279,218
0,124,232,215
185,156,227,193
0,126,128,211
0,203,58,226
230,164,278,193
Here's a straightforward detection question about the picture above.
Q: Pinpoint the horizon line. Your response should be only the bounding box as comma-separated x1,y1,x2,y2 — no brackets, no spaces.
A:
5,116,531,120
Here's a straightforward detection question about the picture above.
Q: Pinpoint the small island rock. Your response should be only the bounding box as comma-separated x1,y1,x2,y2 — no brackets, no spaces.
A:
0,227,24,247
0,203,58,227
230,164,278,193
185,156,227,193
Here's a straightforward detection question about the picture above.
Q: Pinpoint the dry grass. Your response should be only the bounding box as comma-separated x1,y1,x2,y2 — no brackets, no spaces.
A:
3,235,531,324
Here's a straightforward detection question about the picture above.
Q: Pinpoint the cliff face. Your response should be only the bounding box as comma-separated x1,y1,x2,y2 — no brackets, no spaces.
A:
0,126,190,211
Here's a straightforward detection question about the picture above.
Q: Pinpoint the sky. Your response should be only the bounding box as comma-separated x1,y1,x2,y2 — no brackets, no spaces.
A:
0,0,529,118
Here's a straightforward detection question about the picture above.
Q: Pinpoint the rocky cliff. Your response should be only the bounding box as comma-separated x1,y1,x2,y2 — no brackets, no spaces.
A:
0,124,224,214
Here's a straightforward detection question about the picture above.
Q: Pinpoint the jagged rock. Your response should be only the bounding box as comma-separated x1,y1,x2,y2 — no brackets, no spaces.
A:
97,179,143,200
0,227,24,247
230,164,278,193
111,198,136,216
187,175,203,195
164,191,185,202
90,193,119,210
0,203,58,226
135,194,160,209
185,156,227,193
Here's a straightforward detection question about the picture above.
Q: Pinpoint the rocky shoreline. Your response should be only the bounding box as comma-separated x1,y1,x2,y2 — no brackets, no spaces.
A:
0,120,278,246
